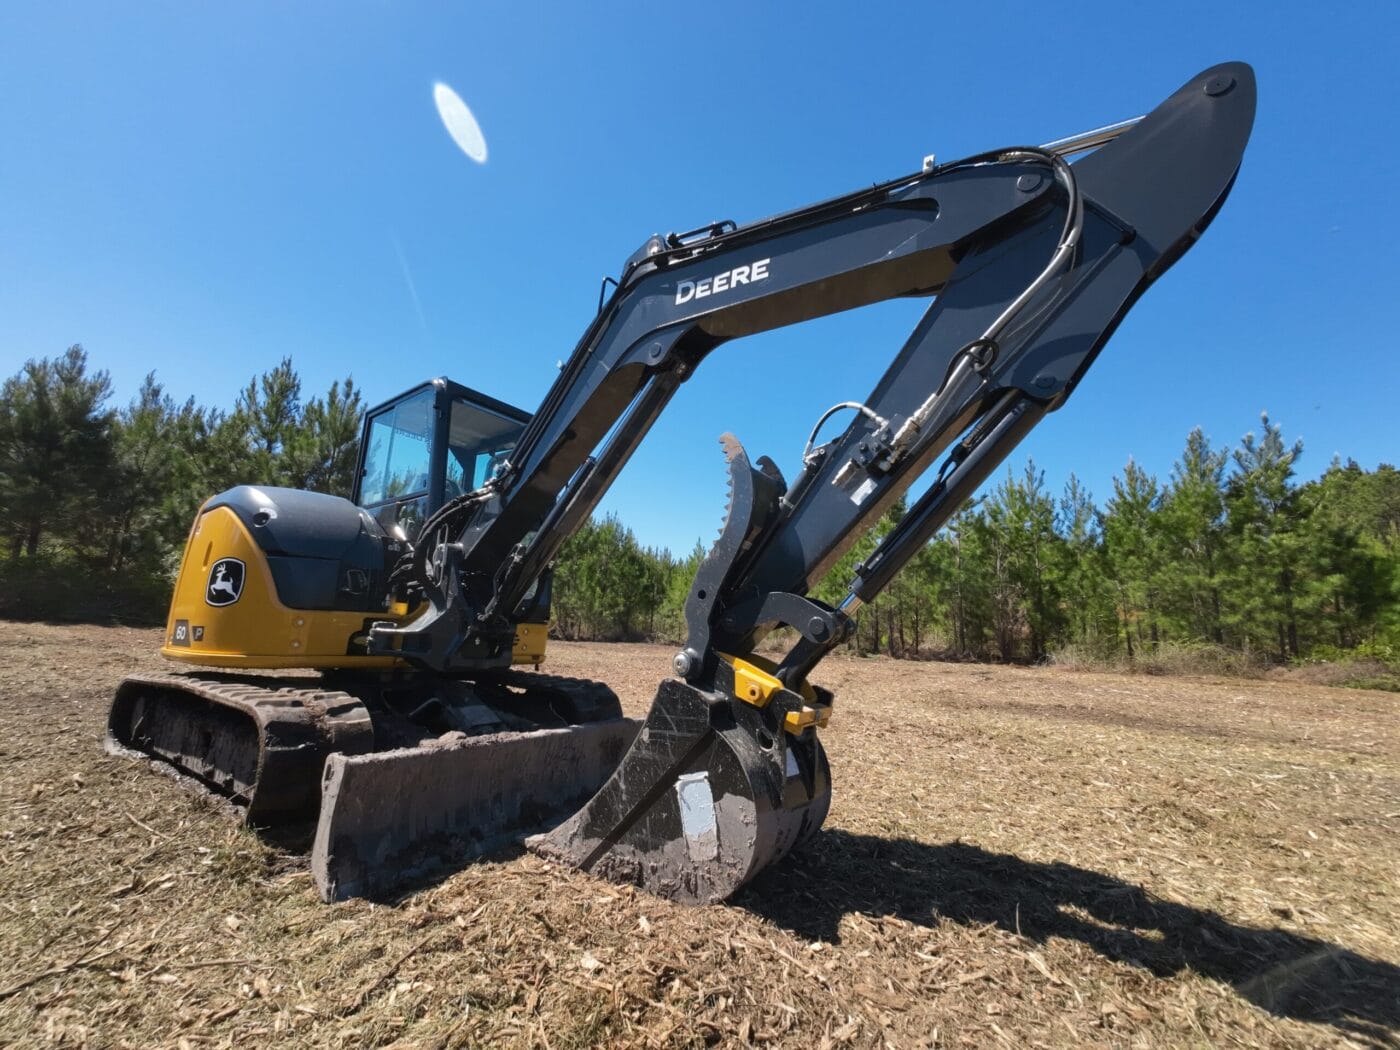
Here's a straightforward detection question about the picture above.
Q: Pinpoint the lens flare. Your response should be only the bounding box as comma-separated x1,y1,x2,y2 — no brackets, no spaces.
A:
432,82,487,164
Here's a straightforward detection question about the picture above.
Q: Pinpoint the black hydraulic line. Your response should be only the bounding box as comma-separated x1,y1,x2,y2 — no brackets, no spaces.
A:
497,146,1076,625
724,64,1256,627
771,393,1043,690
849,392,1044,603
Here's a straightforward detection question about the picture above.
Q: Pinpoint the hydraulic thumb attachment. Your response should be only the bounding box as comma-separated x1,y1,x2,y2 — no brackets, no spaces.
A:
532,63,1255,902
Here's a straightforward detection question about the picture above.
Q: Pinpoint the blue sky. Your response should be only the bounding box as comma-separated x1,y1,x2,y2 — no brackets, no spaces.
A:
2,2,1396,556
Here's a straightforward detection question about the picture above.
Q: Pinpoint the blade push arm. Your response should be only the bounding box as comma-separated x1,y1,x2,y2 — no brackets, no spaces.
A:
370,63,1255,681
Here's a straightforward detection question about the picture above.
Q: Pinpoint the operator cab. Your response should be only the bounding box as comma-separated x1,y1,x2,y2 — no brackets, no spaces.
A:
353,378,530,541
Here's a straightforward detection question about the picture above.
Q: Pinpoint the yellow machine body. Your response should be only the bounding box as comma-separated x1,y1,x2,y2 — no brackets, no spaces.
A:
159,504,546,669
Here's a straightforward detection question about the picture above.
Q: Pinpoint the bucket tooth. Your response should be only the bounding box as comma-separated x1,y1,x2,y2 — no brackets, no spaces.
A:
530,676,831,904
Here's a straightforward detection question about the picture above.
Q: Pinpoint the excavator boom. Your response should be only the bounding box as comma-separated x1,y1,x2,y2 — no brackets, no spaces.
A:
371,64,1254,678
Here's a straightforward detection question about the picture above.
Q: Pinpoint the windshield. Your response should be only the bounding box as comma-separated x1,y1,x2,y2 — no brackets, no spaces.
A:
444,397,524,497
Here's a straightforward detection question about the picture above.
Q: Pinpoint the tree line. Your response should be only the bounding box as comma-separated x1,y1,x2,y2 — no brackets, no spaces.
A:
0,346,361,618
552,421,1399,671
2,346,1396,671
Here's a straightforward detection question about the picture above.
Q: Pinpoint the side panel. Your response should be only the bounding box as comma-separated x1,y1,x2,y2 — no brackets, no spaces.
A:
160,505,549,669
160,506,400,669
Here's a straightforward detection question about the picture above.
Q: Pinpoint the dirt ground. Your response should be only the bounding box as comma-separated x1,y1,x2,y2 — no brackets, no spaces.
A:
0,623,1396,1049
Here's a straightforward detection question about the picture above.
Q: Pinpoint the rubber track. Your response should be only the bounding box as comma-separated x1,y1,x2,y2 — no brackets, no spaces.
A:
107,672,374,824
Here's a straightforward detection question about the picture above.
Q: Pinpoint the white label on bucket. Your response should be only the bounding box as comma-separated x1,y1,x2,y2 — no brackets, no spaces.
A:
675,771,718,862
785,748,800,779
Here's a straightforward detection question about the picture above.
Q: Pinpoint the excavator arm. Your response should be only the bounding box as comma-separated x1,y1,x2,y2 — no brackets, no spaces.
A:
364,63,1254,901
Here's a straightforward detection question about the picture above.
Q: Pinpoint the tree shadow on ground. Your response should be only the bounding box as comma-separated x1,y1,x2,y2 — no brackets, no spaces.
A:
739,831,1400,1047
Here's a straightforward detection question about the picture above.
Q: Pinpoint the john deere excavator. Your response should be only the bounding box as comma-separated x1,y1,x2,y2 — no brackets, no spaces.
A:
108,63,1255,904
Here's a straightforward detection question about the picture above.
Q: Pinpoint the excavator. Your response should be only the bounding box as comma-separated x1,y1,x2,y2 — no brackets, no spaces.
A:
107,63,1255,904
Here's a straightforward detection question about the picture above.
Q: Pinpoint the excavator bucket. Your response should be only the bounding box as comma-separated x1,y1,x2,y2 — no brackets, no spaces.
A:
532,437,833,902
531,673,831,903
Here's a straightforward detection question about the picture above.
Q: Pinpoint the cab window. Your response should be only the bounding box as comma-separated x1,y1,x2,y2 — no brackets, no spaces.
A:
360,388,434,507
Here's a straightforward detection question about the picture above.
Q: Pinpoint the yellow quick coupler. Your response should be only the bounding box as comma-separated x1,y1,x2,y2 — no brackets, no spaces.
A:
718,653,831,731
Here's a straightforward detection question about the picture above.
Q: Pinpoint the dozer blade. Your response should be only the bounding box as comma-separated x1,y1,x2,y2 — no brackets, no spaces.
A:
312,718,639,901
106,673,374,824
530,676,831,904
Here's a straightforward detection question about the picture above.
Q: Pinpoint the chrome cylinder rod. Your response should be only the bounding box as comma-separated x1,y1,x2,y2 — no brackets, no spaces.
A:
1040,116,1143,157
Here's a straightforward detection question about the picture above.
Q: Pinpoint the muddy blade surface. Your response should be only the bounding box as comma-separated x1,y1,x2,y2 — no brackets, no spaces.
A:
312,718,640,901
530,678,832,904
106,673,374,824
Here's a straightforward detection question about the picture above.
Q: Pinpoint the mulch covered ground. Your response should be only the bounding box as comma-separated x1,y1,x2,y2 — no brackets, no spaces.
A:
1,622,1396,1048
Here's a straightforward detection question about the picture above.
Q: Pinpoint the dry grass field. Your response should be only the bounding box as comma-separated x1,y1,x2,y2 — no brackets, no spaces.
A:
1,622,1396,1048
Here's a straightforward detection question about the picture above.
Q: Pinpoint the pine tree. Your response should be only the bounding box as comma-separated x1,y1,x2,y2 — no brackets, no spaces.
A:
1058,474,1115,653
232,356,302,484
976,463,1065,660
103,374,203,573
3,342,1395,662
1224,413,1306,660
1296,462,1397,650
0,346,115,559
656,539,706,644
1158,428,1229,643
282,377,365,495
922,508,992,657
551,514,662,640
811,500,903,655
1101,458,1164,659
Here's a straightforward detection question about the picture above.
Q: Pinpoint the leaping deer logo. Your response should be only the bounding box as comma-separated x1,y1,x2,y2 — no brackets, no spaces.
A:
206,558,245,606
